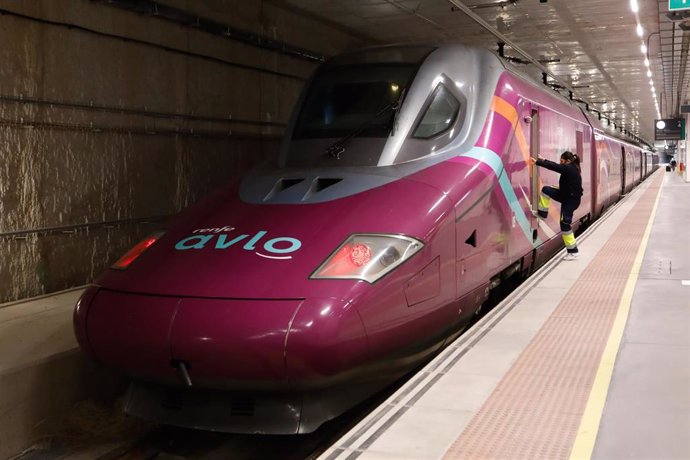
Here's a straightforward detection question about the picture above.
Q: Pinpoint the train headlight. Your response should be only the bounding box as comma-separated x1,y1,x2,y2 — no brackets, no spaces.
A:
111,231,166,270
311,234,423,283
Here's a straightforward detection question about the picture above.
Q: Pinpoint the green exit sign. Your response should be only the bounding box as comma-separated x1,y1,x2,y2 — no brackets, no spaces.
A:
670,0,690,11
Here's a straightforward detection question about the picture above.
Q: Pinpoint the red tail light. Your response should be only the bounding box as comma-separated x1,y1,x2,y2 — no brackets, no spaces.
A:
111,231,165,270
350,243,372,267
311,234,423,283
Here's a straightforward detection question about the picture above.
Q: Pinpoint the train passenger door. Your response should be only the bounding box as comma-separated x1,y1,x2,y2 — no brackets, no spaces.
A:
576,130,584,159
530,107,540,238
590,132,599,218
620,146,626,195
575,129,590,220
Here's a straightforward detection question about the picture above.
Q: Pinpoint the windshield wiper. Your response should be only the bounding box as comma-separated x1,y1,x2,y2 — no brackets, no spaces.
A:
325,89,405,160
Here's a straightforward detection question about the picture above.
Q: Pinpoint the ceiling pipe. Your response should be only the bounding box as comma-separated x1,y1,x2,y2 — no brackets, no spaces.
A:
645,31,662,118
675,33,690,116
455,0,520,10
446,0,576,94
447,0,652,147
672,25,677,116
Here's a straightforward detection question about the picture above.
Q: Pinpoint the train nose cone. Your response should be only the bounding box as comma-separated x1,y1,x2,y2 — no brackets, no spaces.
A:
285,298,369,385
81,289,303,387
169,297,302,388
169,296,371,387
78,285,371,390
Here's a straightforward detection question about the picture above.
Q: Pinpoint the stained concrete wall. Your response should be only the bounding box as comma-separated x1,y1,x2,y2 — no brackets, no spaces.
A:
0,0,367,303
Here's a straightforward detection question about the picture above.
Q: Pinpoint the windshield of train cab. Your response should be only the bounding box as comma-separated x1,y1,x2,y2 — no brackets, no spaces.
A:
293,64,414,140
286,63,417,167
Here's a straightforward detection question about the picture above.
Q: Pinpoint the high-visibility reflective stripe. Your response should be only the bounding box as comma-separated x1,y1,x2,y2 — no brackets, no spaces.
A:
539,194,551,211
562,230,577,249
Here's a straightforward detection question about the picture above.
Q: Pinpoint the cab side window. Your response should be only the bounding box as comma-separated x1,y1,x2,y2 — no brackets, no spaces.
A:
412,85,460,139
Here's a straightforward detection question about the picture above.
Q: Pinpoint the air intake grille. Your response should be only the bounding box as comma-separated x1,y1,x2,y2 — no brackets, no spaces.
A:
230,397,255,416
264,178,305,201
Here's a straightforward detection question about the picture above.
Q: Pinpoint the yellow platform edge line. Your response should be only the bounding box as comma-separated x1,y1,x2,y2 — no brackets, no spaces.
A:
568,175,664,460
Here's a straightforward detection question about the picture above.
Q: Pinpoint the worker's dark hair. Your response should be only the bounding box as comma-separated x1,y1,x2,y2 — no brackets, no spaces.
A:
561,150,581,172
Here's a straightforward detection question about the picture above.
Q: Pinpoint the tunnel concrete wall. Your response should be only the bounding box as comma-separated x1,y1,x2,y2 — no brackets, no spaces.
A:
0,0,367,303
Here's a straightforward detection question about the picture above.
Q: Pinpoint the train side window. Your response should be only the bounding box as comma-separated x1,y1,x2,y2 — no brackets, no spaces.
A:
412,85,460,139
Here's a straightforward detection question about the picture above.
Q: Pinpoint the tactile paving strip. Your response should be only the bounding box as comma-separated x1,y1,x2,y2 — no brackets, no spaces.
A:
443,172,663,460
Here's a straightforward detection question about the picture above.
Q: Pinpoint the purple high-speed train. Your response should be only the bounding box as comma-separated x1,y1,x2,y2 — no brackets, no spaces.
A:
73,44,657,434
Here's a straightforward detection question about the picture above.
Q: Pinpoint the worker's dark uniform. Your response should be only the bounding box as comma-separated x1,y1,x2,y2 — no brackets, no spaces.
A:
535,158,583,254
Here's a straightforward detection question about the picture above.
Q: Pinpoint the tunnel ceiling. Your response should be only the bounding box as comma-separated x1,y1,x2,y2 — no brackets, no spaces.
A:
275,0,685,147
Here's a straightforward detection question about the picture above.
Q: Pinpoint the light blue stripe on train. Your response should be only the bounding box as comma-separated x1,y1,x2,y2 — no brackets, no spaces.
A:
460,146,541,247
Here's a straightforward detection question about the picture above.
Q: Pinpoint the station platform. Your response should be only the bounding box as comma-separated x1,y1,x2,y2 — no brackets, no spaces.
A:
321,168,690,460
0,289,126,459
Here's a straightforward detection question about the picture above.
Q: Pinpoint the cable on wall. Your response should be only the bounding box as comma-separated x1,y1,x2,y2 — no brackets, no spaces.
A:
0,7,309,82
